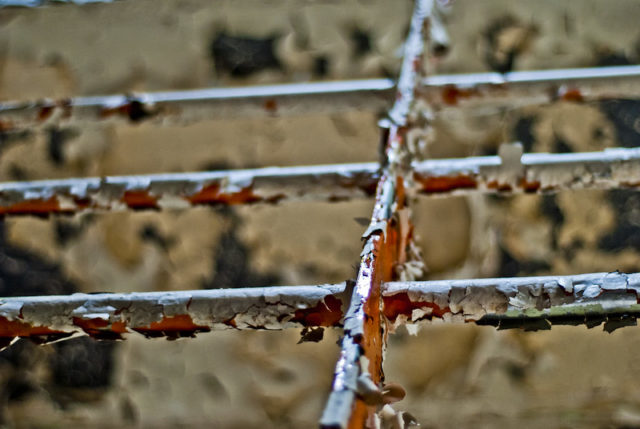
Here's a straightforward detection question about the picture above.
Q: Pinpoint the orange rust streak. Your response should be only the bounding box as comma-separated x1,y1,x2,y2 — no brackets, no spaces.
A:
519,178,541,193
0,316,64,337
122,190,159,209
186,183,263,206
415,174,478,193
383,292,449,322
136,314,209,332
292,295,343,327
72,317,128,335
441,85,480,106
559,87,584,102
0,197,62,215
348,178,405,429
487,180,513,192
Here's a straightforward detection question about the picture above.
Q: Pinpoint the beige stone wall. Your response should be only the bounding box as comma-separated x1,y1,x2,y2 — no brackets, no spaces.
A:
1,1,640,428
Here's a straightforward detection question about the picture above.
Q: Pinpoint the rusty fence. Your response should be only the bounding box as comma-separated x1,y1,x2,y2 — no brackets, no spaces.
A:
1,0,640,427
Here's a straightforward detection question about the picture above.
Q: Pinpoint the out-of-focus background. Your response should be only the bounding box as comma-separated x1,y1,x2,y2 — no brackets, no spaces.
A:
1,0,640,427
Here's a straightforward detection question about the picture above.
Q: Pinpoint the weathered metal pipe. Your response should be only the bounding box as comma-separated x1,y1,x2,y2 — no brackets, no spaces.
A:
0,80,394,129
1,65,639,130
0,146,638,216
321,0,432,427
384,271,640,332
422,65,640,111
0,284,348,348
0,162,380,216
414,146,640,195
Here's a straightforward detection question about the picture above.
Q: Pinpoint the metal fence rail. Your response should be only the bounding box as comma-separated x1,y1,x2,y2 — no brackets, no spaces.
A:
2,147,640,216
0,0,639,427
1,271,635,346
1,65,639,131
0,284,348,346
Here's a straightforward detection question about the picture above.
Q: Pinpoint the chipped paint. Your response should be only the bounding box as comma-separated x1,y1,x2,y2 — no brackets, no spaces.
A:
0,284,348,347
321,1,432,427
413,147,640,196
422,65,640,112
11,143,640,216
0,80,395,129
383,271,640,332
1,64,639,131
0,162,381,216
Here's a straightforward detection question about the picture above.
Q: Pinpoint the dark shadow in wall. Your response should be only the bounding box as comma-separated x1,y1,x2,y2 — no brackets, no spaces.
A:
0,220,116,422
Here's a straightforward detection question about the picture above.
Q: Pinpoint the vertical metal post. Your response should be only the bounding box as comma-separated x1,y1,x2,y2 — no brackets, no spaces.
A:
320,0,433,427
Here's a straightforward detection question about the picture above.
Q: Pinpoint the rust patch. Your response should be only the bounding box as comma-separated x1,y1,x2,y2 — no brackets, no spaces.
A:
100,99,156,123
264,99,278,114
133,314,211,339
38,104,54,121
0,120,14,132
558,87,584,102
382,292,449,322
72,317,127,337
292,295,343,327
415,174,477,193
519,178,541,193
0,197,62,216
186,183,262,206
441,85,480,106
122,190,159,210
0,315,64,337
487,180,513,192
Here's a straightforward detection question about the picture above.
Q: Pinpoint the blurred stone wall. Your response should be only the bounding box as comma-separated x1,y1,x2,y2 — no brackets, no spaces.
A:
1,0,640,428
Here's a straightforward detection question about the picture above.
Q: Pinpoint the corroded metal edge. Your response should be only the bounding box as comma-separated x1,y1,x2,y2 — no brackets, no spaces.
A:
0,146,639,216
320,0,432,426
384,271,640,332
0,284,348,347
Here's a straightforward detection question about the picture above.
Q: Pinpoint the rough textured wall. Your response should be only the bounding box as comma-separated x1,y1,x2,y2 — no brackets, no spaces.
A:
0,0,640,428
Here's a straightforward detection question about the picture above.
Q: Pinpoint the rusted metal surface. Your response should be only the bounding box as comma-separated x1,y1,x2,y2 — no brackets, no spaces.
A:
3,65,640,131
6,270,640,351
0,284,348,348
320,0,431,426
0,80,394,130
0,163,380,216
414,145,640,196
2,146,640,216
383,271,640,332
421,65,640,112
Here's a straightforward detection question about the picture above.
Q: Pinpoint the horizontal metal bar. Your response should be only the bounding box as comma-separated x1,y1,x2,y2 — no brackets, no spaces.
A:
321,0,432,425
0,162,380,215
425,65,640,87
1,65,638,130
421,65,640,110
413,146,640,195
383,271,640,332
0,79,394,129
0,284,348,347
4,270,640,348
0,146,639,216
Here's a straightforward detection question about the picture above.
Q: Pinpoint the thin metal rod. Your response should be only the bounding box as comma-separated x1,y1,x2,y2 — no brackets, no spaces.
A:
0,79,394,129
0,284,348,348
383,271,640,332
0,146,638,216
413,146,640,195
422,65,640,110
321,0,432,427
0,162,380,216
2,65,639,130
